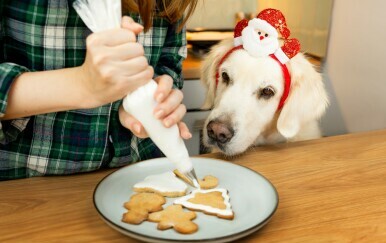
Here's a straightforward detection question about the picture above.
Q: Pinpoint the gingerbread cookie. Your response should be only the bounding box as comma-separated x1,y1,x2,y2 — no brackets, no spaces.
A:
198,175,219,189
133,172,188,197
122,193,166,224
174,188,234,220
148,205,198,234
173,169,219,189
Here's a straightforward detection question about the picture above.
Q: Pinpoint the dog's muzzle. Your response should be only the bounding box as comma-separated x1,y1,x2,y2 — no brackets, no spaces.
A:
206,120,235,146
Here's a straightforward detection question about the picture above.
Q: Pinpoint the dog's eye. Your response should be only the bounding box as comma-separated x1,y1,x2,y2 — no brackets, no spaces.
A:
265,33,268,37
258,31,261,35
259,87,275,99
221,72,231,85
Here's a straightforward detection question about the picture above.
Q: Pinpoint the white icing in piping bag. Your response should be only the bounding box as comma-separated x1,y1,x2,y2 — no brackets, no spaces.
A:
73,0,121,31
73,0,199,183
122,80,193,173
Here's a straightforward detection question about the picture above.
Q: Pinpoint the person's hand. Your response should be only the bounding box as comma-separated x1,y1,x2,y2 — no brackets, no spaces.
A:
119,75,192,139
78,16,153,108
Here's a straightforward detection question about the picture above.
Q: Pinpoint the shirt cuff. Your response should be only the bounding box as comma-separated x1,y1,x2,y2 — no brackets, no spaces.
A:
0,63,30,144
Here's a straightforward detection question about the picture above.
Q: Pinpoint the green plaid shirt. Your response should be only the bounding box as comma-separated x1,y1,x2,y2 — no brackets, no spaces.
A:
0,0,187,180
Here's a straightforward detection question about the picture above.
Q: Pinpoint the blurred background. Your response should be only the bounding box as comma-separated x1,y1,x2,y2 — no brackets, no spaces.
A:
182,0,386,155
187,0,332,59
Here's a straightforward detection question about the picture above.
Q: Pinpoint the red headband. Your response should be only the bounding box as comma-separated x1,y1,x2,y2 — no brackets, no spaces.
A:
215,46,291,110
215,46,243,87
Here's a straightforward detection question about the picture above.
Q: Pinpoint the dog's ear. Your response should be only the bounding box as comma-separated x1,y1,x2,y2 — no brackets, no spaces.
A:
200,39,234,109
277,54,329,138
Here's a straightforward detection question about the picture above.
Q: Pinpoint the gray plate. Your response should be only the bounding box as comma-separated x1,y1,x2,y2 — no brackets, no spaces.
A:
93,157,279,243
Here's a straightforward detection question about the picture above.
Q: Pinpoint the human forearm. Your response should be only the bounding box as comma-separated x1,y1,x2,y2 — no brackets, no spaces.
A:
2,66,93,120
2,18,151,120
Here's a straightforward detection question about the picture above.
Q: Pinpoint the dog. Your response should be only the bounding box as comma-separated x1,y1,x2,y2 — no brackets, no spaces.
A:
200,38,329,155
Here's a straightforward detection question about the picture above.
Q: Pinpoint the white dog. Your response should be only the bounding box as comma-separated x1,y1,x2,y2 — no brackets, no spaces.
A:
200,39,329,155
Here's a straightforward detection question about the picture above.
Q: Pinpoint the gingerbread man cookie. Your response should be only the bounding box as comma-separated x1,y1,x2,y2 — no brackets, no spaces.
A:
122,193,166,225
148,205,198,234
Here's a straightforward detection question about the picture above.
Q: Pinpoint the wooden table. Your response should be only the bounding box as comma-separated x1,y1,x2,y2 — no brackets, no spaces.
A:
1,129,386,242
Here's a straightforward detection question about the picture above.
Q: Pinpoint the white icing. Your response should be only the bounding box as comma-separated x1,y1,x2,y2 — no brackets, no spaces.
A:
73,0,121,33
133,172,187,193
174,188,233,216
123,80,193,173
74,0,194,174
192,179,201,189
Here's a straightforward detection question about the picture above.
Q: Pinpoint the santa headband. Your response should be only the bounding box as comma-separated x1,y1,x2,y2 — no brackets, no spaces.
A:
215,8,301,110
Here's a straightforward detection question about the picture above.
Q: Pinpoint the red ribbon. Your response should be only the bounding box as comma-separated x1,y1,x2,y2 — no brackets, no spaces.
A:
269,54,291,110
215,46,243,87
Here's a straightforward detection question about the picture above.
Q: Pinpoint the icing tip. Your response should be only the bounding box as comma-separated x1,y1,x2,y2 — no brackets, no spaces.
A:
185,169,201,189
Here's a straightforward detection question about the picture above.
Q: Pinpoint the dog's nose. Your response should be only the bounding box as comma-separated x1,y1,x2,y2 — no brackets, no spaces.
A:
207,121,234,144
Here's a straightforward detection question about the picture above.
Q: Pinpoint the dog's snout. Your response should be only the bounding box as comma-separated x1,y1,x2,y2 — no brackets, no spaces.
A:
207,121,234,144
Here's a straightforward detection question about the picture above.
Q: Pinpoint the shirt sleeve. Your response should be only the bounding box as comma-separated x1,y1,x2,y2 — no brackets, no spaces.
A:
0,1,4,64
0,6,31,145
154,19,187,90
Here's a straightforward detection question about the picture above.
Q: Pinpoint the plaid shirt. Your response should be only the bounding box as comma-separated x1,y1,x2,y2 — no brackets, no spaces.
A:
0,0,187,180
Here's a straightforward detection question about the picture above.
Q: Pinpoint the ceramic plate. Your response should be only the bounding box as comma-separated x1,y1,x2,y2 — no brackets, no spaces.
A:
93,157,279,243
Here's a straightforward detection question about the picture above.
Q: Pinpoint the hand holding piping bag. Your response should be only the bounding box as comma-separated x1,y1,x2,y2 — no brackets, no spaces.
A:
118,17,192,141
119,17,199,187
73,0,190,140
77,17,151,108
122,78,200,188
73,0,199,186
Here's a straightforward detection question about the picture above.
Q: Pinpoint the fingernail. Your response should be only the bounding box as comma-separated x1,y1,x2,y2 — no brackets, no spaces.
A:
122,18,132,27
123,16,134,23
133,124,141,134
154,109,164,119
164,119,172,127
156,93,164,103
136,24,144,30
186,132,192,139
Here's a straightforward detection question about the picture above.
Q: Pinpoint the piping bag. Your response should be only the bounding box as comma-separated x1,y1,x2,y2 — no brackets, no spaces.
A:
73,0,200,188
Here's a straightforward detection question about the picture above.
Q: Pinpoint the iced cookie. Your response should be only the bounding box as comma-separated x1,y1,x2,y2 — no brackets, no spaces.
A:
174,169,219,189
133,172,188,197
174,188,234,220
148,205,198,234
122,193,166,224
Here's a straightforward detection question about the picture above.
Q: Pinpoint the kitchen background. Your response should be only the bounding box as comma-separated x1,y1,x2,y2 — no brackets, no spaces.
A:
187,0,332,58
182,0,386,155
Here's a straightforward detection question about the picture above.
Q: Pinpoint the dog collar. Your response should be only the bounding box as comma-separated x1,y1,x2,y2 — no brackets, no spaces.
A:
215,46,291,110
